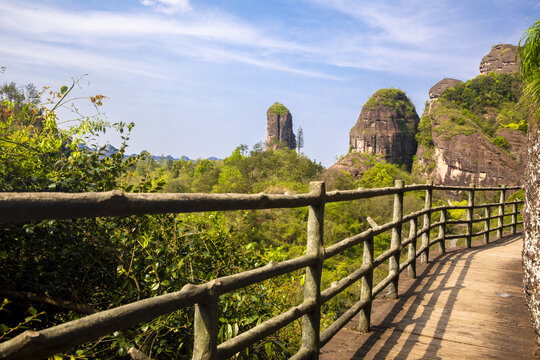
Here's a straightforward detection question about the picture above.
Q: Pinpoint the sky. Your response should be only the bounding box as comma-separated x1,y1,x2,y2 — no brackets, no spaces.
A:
0,0,538,167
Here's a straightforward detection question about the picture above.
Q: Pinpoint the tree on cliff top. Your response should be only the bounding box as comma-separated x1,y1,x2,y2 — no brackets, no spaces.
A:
519,18,540,343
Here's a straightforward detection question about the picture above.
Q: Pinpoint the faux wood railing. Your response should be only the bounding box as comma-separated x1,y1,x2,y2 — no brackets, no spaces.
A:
0,181,523,359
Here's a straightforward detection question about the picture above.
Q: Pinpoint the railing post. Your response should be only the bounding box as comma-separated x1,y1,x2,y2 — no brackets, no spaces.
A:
439,209,446,254
466,183,475,248
301,181,325,359
407,218,417,279
192,291,219,360
512,202,518,234
387,180,404,299
358,232,374,332
498,185,506,239
421,180,433,263
484,206,490,244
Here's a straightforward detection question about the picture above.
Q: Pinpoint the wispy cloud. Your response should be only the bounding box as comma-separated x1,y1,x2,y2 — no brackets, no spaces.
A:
140,0,192,14
300,0,485,77
0,36,170,80
0,3,306,52
0,1,321,80
308,0,456,46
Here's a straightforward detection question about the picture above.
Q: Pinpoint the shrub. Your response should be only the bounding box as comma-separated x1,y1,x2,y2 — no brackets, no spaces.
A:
492,136,509,149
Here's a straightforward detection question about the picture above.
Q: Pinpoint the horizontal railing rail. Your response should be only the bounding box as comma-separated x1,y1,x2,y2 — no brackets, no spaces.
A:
0,182,523,360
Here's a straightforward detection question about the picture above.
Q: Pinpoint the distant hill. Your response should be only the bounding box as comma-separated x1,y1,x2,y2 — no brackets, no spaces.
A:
100,144,220,162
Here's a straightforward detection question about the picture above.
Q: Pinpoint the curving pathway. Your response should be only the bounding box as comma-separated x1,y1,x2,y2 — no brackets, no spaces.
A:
320,234,538,359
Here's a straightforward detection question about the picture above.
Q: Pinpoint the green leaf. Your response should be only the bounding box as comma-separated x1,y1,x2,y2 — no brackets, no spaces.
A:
60,85,68,94
264,341,273,356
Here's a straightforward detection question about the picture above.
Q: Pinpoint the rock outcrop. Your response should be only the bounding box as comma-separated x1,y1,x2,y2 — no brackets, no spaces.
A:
416,70,526,186
429,78,462,102
327,43,526,190
349,89,419,169
415,124,526,186
479,44,519,75
266,102,296,150
415,44,526,187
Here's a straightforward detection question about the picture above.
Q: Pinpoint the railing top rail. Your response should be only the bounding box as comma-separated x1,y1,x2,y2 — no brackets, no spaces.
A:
433,185,521,191
0,190,321,223
0,183,523,223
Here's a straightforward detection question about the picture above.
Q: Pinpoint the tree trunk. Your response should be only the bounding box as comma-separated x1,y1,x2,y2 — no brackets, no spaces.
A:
523,122,540,344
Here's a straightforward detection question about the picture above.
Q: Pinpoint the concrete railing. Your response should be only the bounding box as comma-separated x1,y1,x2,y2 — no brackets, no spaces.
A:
0,181,523,359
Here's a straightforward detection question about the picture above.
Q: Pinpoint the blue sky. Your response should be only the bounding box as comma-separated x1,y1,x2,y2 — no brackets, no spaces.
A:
0,0,538,166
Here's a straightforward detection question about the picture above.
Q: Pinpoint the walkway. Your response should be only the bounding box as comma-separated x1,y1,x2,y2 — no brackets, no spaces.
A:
320,234,538,359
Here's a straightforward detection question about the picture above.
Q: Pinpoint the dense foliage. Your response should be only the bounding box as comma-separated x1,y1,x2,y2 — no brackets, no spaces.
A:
0,80,442,359
434,72,526,140
440,72,521,113
0,85,309,359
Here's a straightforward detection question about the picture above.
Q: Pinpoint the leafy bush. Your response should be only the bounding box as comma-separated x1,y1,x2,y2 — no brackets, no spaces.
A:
359,163,410,188
492,136,509,150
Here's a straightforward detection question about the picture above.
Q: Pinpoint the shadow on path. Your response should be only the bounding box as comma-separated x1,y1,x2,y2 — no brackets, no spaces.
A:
329,234,524,359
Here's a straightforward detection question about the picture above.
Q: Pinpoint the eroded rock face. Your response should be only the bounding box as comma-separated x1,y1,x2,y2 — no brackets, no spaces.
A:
417,133,525,186
349,89,419,169
266,102,296,150
479,44,519,75
415,104,526,186
429,78,462,102
523,123,540,341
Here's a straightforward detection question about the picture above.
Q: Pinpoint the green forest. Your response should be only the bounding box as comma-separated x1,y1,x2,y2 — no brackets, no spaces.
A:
0,73,525,359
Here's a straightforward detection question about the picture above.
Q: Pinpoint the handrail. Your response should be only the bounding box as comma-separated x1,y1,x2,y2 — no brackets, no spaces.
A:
0,182,524,360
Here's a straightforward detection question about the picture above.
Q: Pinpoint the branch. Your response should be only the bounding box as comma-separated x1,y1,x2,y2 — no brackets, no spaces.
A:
128,347,152,360
366,216,378,228
0,289,97,315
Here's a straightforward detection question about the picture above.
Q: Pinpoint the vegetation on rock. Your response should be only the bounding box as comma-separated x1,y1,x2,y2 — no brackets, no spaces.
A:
427,72,526,142
363,88,417,121
416,115,434,147
268,102,290,116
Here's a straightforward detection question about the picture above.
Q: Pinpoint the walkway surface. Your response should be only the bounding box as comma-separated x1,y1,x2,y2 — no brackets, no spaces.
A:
320,234,538,359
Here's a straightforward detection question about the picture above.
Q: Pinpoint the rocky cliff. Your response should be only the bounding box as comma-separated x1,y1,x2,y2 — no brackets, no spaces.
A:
348,89,419,169
416,67,526,186
429,78,462,102
479,44,519,75
326,44,526,189
266,102,296,150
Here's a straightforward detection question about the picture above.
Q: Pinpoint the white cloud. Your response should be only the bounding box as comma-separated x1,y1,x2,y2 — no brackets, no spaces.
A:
0,1,325,80
308,0,455,46
0,36,170,80
140,0,191,14
0,3,301,51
